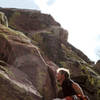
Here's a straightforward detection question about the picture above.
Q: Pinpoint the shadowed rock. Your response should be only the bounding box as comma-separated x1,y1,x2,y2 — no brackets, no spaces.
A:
94,60,100,74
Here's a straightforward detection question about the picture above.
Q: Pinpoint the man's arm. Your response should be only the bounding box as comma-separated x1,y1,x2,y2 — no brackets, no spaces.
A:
72,82,89,100
72,82,85,97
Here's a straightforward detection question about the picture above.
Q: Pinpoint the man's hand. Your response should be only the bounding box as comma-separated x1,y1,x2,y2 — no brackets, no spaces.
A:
77,94,89,100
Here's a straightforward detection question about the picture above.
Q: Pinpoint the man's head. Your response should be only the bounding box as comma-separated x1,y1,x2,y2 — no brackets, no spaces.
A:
56,68,70,83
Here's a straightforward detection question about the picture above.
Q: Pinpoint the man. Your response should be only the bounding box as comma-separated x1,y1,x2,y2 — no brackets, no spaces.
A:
54,68,89,100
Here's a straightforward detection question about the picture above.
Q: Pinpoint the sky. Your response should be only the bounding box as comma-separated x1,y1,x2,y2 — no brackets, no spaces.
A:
0,0,100,62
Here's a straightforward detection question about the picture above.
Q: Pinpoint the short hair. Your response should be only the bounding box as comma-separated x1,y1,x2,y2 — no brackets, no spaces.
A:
57,68,70,79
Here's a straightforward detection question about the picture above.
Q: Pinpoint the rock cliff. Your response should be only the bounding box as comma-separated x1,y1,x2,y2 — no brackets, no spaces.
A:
0,7,100,100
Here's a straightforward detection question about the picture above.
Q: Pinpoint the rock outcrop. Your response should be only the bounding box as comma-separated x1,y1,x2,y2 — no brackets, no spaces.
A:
94,60,100,74
0,7,100,100
0,7,93,64
0,24,57,100
0,11,8,27
0,8,60,33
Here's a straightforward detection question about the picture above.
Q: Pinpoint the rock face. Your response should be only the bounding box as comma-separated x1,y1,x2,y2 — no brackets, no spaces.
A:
0,8,60,33
94,60,100,74
0,11,8,27
0,24,57,100
0,7,100,100
0,7,92,64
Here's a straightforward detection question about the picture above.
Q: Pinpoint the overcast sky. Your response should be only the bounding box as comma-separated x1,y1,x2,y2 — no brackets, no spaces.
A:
0,0,100,62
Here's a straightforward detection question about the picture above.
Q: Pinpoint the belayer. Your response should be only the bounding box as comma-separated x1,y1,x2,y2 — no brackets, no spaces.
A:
53,68,89,100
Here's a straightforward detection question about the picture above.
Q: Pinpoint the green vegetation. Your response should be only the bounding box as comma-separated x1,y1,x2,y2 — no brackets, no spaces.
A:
0,24,30,44
61,44,84,62
9,11,20,29
32,33,43,46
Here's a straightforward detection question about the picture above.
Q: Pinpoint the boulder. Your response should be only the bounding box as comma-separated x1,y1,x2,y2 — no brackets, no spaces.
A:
0,24,57,100
0,61,42,100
